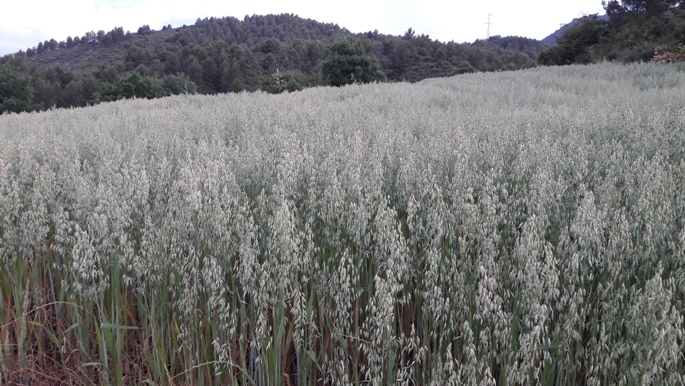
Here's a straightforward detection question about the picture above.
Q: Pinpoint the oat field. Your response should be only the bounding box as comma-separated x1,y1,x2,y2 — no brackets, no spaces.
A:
1,62,685,385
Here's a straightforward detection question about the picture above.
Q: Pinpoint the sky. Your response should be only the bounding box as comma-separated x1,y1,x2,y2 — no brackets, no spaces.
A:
0,0,607,56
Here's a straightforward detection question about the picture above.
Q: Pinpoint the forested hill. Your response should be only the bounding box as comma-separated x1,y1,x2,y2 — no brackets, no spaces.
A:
537,0,685,65
540,15,610,46
0,14,548,114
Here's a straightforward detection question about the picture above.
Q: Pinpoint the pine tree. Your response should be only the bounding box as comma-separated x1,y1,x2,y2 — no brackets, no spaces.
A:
320,40,384,87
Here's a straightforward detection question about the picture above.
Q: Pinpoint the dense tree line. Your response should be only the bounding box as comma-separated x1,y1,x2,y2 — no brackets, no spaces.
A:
23,27,131,58
1,14,548,114
0,56,196,114
538,0,685,65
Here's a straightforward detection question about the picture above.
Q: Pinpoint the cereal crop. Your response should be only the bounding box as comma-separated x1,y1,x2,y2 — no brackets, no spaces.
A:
1,61,684,385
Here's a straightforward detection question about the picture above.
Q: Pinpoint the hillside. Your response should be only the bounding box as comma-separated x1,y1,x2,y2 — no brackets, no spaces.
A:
22,27,180,71
1,14,548,114
21,15,349,74
538,1,685,65
541,14,609,45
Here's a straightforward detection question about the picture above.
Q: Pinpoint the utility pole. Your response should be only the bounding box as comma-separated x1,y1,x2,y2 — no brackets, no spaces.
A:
486,14,493,39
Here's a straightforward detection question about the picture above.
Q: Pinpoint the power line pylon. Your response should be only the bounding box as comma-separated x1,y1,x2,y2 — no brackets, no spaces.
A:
486,14,493,39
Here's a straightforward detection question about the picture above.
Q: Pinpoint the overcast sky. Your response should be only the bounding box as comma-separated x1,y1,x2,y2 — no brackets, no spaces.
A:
0,0,607,56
